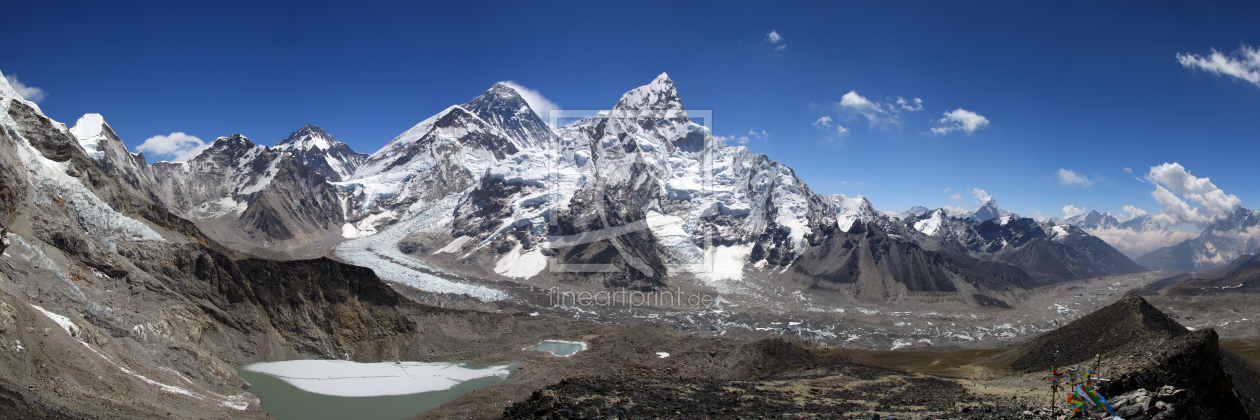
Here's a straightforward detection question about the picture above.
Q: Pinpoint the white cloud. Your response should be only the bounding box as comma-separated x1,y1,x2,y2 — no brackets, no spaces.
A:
835,125,848,135
895,96,923,111
949,192,962,200
774,44,787,52
746,129,769,140
1032,210,1047,222
1063,204,1086,218
812,116,832,129
1176,43,1260,88
1057,168,1094,187
838,90,900,127
715,134,751,145
767,30,782,44
1086,227,1199,259
971,188,992,204
931,108,990,135
136,132,209,162
1121,205,1147,220
501,81,560,122
4,74,48,103
1144,162,1241,227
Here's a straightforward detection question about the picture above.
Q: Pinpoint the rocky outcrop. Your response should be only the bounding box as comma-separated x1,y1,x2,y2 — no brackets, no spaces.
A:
991,295,1249,419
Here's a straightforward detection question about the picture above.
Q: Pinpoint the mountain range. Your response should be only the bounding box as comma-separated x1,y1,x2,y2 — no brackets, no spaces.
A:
54,73,1160,306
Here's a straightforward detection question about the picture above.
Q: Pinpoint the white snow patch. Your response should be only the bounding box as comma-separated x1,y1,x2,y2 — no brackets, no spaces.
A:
434,236,473,255
493,243,547,278
69,113,108,160
239,359,515,397
30,305,80,338
656,352,670,358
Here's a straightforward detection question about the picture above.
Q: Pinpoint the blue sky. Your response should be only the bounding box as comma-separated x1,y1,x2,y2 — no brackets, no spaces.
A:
3,1,1259,240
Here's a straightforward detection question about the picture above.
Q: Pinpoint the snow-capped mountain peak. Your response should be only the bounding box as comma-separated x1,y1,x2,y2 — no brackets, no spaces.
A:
831,194,879,232
461,83,556,148
69,113,112,160
273,124,366,182
971,197,1016,222
614,72,684,112
276,124,338,152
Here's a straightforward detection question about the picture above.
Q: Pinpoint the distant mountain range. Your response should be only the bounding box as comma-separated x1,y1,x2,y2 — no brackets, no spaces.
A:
60,73,1152,304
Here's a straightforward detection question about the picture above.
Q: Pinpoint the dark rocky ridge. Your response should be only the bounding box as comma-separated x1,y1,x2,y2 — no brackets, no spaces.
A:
989,294,1251,419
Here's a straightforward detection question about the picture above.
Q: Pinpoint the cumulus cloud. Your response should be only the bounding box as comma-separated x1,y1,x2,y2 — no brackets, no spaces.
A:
835,125,848,135
812,116,832,129
747,129,769,139
1144,162,1241,228
767,30,782,44
950,192,962,200
971,188,992,204
1086,227,1199,259
715,134,751,145
501,81,560,123
4,74,48,103
1176,43,1260,88
136,132,210,162
896,96,923,111
931,108,990,135
1032,211,1047,222
1121,205,1147,220
1057,168,1094,187
1063,204,1086,218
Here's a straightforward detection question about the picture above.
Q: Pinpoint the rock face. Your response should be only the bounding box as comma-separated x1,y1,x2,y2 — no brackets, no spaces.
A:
992,295,1250,419
72,115,349,257
1161,255,1260,296
272,124,368,182
0,73,418,418
898,208,1146,283
1137,206,1260,272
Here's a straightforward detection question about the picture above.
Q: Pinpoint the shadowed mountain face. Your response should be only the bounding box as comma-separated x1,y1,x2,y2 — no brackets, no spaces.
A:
1161,255,1260,296
899,210,1146,284
787,221,1027,305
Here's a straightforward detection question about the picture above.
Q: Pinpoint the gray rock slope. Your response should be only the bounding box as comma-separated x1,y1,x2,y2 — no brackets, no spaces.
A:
74,116,347,257
0,79,417,418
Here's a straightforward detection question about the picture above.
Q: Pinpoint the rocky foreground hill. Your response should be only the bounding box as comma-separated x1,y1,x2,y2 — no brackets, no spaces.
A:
496,295,1260,420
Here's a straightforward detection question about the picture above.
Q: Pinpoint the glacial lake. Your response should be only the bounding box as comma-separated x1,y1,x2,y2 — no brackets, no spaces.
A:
525,340,587,357
236,359,520,420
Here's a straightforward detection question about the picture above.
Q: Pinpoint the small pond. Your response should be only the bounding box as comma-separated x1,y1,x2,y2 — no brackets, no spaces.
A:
524,340,587,357
236,359,520,420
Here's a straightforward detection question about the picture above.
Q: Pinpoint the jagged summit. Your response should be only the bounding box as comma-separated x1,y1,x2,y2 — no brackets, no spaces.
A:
614,72,684,111
970,197,1015,223
69,113,113,160
462,82,555,147
274,124,367,182
276,124,337,151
